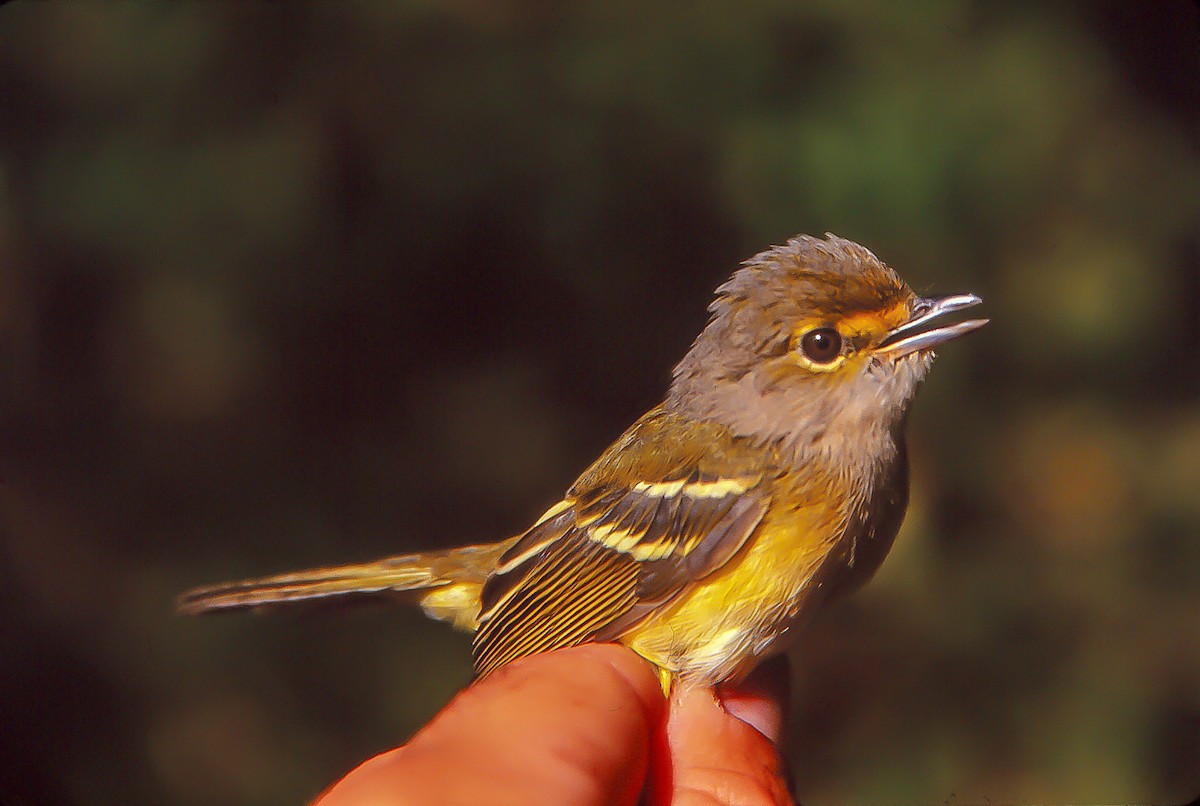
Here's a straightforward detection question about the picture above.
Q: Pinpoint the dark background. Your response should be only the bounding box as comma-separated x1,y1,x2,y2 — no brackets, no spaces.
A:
1,2,1197,804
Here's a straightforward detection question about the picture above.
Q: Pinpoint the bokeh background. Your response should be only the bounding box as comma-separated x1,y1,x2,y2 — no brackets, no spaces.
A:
1,2,1197,804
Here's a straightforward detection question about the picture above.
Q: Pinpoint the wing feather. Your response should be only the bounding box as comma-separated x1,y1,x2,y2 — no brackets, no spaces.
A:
472,407,774,677
475,533,639,674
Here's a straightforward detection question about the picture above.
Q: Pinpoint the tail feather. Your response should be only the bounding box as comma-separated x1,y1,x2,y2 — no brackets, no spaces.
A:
177,538,517,631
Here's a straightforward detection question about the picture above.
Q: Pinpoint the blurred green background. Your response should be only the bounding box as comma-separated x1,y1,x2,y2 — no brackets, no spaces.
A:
1,2,1197,804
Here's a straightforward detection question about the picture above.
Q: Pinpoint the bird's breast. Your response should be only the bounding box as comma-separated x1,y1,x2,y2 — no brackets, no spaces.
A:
624,464,887,685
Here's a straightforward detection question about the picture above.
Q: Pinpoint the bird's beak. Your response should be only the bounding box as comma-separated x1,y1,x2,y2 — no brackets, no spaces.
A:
876,294,988,358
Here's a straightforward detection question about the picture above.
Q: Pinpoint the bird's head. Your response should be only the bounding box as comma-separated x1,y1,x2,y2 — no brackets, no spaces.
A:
667,233,987,466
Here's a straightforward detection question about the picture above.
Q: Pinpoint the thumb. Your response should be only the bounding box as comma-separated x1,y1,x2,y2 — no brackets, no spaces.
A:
648,656,793,805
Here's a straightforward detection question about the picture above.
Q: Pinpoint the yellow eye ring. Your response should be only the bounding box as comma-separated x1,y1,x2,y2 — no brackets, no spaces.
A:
795,327,846,372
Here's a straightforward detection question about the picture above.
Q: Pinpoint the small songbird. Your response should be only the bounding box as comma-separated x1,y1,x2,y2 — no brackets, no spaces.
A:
179,233,987,691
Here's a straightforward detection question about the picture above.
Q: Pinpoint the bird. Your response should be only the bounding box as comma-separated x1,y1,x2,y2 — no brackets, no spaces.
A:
179,233,987,692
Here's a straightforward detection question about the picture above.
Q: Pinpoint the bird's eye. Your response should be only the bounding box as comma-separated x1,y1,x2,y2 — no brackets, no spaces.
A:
800,327,843,364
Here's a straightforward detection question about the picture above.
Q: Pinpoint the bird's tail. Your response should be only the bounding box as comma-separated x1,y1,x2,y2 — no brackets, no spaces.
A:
177,537,518,633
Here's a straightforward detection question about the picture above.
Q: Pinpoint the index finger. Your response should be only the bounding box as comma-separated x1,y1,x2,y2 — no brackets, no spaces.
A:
314,643,664,806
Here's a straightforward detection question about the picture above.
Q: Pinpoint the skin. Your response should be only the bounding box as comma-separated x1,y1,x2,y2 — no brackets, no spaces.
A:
313,644,792,806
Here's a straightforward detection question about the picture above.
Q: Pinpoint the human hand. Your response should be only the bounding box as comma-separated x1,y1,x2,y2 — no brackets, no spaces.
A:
313,643,793,805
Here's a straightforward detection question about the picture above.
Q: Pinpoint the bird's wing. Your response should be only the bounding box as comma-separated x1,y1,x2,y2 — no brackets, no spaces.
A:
472,407,772,676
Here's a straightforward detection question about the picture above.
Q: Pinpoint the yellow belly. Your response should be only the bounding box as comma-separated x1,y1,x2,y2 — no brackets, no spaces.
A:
624,496,848,686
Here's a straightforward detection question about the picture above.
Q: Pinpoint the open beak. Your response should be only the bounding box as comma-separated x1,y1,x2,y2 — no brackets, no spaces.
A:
876,293,988,358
